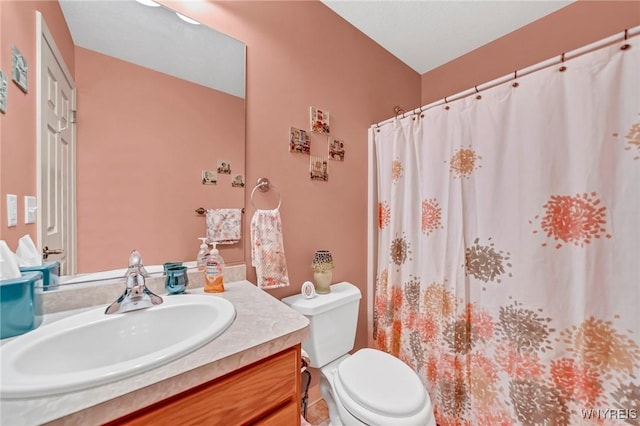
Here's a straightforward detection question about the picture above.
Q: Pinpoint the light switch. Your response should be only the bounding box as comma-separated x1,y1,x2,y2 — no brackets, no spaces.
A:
24,196,37,224
6,194,17,227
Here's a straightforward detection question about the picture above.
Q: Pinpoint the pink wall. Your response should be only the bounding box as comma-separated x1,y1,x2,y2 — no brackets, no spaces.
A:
75,47,245,272
4,0,636,398
174,0,640,359
421,0,640,104
0,1,74,247
3,0,637,356
164,0,422,353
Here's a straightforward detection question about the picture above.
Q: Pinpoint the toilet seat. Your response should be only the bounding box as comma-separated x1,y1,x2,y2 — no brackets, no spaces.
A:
332,349,434,425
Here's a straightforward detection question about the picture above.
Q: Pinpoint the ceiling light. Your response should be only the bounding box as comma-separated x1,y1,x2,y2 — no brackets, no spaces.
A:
176,12,200,25
135,0,161,7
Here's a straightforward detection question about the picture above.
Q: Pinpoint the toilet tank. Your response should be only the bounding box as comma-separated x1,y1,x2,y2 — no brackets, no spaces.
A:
282,282,361,368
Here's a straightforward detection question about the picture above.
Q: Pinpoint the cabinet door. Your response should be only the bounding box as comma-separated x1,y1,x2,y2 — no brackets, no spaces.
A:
253,401,299,426
111,345,301,426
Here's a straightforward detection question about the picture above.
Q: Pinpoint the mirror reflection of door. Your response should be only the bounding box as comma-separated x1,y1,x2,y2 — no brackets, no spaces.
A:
37,13,76,275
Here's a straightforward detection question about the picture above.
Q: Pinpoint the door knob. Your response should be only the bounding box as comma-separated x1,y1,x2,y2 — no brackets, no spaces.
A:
42,246,63,260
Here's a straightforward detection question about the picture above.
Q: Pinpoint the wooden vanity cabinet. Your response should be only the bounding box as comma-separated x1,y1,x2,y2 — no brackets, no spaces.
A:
109,345,302,426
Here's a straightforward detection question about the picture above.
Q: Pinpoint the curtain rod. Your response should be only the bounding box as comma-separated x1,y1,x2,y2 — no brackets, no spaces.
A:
372,25,640,129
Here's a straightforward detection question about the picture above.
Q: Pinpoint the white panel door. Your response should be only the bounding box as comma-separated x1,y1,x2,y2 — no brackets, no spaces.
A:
37,14,76,275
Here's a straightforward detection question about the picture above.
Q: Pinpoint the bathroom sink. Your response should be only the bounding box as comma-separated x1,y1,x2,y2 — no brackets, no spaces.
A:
0,294,235,399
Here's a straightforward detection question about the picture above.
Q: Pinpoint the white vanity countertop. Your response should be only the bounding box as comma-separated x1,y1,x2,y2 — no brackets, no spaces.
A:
0,280,309,426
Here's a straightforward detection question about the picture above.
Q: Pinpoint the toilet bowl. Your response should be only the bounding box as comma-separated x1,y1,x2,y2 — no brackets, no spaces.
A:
282,282,435,426
320,350,436,426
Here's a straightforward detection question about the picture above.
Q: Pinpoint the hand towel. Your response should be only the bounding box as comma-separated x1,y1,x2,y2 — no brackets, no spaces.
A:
206,209,242,244
250,209,290,289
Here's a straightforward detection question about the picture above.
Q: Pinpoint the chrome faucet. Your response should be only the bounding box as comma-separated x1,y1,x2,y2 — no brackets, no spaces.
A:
105,250,163,314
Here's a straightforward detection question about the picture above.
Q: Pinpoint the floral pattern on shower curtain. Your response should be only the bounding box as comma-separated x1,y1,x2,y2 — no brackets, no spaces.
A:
372,34,640,426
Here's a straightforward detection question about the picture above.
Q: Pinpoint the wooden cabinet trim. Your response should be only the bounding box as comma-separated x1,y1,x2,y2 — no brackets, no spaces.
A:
109,345,301,426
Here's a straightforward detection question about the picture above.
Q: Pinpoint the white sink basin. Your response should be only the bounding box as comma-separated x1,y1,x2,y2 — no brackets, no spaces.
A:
0,294,235,399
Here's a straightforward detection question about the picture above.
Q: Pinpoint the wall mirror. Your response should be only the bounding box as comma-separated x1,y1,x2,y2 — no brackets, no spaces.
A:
6,0,246,283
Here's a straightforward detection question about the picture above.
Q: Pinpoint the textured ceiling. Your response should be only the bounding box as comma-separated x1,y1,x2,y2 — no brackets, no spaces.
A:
59,0,574,95
322,1,574,74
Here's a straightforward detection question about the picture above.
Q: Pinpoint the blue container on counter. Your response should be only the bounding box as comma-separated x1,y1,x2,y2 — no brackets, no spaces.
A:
0,271,44,339
20,261,60,291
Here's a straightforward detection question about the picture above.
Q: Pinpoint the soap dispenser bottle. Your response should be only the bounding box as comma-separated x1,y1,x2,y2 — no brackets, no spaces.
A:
196,238,210,272
204,243,224,293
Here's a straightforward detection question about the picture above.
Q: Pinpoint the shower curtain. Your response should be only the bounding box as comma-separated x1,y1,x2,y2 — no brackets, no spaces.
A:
372,34,639,425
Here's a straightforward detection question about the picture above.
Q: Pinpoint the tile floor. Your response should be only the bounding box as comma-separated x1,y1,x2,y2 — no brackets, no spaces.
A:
305,398,330,426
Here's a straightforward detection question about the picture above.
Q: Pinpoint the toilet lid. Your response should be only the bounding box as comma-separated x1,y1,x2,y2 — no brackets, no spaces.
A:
336,348,427,417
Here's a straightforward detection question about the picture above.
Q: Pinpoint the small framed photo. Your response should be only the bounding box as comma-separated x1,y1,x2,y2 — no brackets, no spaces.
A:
310,106,330,135
11,45,28,93
202,170,217,185
310,155,328,181
289,126,310,154
231,174,245,188
217,160,231,174
328,137,345,161
0,69,7,114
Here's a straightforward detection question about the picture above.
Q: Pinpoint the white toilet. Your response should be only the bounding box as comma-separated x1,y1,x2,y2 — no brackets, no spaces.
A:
283,282,436,426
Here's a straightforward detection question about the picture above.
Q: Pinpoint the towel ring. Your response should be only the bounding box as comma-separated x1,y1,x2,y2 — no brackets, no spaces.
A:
251,178,282,210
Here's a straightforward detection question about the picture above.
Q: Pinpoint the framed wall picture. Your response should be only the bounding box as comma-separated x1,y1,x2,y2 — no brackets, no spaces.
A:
328,137,345,161
217,160,232,174
289,126,310,154
202,170,217,185
310,155,328,181
11,45,28,93
310,106,330,135
231,174,245,188
0,69,7,114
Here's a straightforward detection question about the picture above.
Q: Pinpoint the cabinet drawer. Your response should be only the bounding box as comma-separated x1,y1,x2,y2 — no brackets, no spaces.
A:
113,346,300,426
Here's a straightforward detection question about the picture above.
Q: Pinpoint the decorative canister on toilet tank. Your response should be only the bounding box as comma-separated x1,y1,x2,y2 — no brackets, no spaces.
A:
312,250,334,294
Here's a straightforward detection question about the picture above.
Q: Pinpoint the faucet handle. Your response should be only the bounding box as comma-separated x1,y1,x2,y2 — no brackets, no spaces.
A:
105,250,163,314
129,249,143,267
126,272,144,289
124,249,150,278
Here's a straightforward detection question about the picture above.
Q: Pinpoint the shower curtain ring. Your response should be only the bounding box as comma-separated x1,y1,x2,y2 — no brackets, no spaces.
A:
475,86,482,100
621,29,631,50
444,97,450,110
512,70,519,88
559,53,567,72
